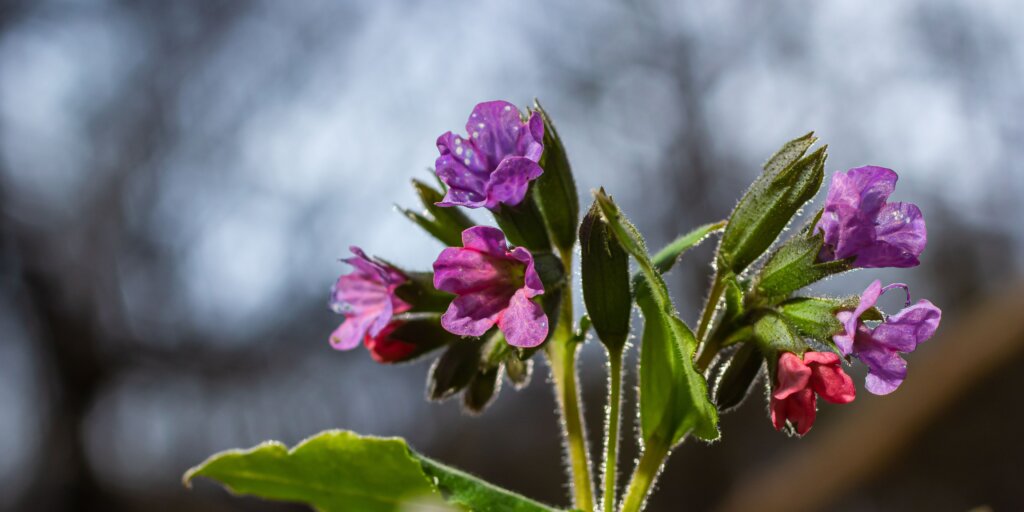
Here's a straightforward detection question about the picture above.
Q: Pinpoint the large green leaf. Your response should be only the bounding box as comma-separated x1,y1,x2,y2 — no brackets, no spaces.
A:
594,191,719,444
718,133,826,275
185,430,560,512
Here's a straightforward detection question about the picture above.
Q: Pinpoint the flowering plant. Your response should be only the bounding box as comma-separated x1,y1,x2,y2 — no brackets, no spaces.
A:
184,101,940,511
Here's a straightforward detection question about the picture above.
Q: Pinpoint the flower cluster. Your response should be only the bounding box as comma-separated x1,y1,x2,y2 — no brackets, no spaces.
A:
763,164,941,435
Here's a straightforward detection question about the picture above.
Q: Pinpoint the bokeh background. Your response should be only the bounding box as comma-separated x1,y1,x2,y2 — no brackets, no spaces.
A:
1,1,1022,511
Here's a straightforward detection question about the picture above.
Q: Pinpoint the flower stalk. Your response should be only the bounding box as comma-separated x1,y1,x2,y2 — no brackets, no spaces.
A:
619,438,670,512
546,275,595,511
601,347,624,512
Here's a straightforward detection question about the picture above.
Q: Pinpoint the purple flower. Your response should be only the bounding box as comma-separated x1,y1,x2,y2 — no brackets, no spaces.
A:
432,226,548,347
834,280,942,395
434,101,545,210
816,166,927,268
328,247,411,351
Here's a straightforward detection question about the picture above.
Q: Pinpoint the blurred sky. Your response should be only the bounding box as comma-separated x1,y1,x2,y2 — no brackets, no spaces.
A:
1,1,1022,510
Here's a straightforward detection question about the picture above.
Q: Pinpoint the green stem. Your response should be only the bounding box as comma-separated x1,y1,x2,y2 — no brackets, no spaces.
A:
696,273,726,343
601,348,624,512
619,440,671,512
546,279,595,511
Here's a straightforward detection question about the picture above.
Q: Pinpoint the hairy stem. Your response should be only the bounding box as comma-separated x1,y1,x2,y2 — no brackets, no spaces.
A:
601,348,624,512
696,272,726,343
546,278,595,511
619,439,671,512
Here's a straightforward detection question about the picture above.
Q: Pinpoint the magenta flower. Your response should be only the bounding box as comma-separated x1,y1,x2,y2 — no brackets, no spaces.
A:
834,280,942,395
816,166,927,268
771,351,856,436
328,247,411,351
435,100,545,210
433,226,548,347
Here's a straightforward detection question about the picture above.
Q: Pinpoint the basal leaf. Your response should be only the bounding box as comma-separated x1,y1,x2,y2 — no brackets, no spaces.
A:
185,430,560,512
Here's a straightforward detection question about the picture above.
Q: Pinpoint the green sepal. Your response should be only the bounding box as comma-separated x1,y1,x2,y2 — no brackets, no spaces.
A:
752,311,808,383
427,338,485,401
531,99,579,255
753,229,853,300
504,352,533,389
184,430,560,512
776,296,881,348
376,317,458,364
394,271,454,314
595,190,719,444
532,252,567,292
713,343,765,413
463,365,502,414
493,195,552,252
400,179,475,247
579,200,631,351
719,133,826,275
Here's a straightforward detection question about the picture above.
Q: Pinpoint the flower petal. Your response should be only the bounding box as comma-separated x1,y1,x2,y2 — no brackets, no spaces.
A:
484,156,544,209
330,314,373,351
461,225,512,257
771,389,816,435
870,299,941,352
509,246,544,297
807,356,856,404
856,202,927,268
497,288,549,348
466,100,525,167
435,154,488,208
432,246,515,295
858,344,908,395
773,352,811,400
517,111,545,162
440,287,514,337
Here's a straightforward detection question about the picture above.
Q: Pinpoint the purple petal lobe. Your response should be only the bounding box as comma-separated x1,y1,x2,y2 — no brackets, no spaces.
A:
441,287,513,337
870,299,941,352
485,157,544,208
857,344,908,395
498,289,549,347
855,202,927,268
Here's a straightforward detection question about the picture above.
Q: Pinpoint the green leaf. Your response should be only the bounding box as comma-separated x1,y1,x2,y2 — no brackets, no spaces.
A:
185,430,560,512
184,431,443,511
531,100,579,255
650,220,727,275
753,230,852,300
401,179,475,247
719,134,826,275
713,343,764,413
415,456,560,512
579,200,631,351
594,190,718,444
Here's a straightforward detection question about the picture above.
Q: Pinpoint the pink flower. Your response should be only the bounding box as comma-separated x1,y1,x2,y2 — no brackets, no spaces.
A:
328,247,410,350
771,351,855,436
432,226,548,347
362,323,418,364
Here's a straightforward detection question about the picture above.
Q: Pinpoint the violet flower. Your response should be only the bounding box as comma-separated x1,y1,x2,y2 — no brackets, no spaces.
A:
435,101,545,210
771,351,856,436
328,247,411,351
816,166,927,268
834,280,942,395
432,226,548,348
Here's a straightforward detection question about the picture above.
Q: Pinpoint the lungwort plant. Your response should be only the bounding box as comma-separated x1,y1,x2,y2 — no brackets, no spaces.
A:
184,100,941,511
